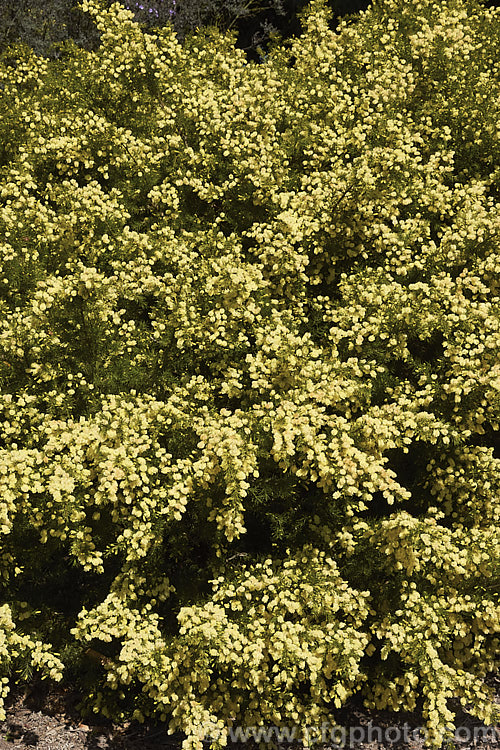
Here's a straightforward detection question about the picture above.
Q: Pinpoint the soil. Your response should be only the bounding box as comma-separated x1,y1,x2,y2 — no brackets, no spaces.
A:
0,673,498,750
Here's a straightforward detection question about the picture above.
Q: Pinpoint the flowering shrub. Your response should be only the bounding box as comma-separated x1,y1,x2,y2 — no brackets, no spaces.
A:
0,0,286,62
0,0,499,746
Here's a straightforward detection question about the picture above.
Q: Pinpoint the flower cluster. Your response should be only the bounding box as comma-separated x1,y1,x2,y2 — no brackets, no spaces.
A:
0,604,63,720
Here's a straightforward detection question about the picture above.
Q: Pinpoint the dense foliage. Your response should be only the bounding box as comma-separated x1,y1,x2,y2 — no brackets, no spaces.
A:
0,0,499,746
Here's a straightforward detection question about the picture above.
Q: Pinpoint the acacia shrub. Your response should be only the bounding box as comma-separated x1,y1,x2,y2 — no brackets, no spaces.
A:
0,0,499,747
0,0,287,61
